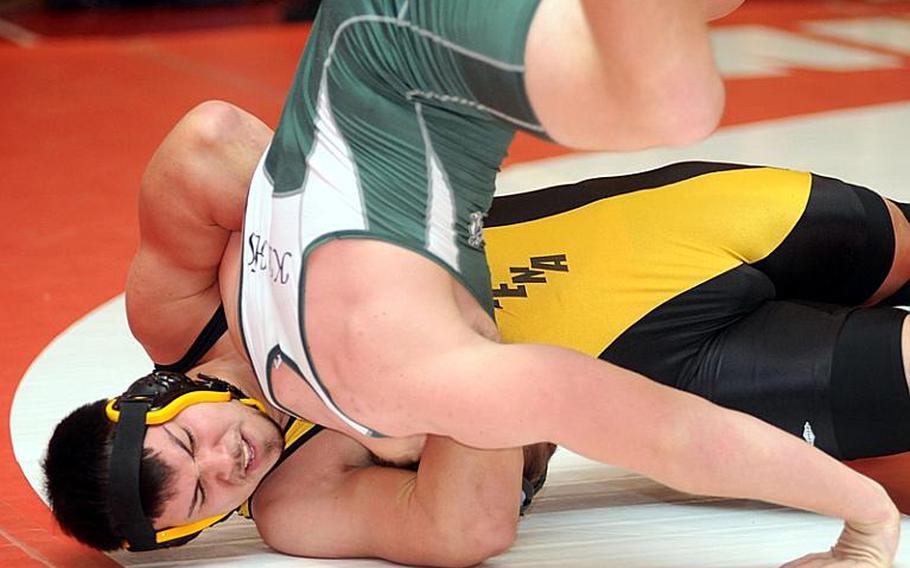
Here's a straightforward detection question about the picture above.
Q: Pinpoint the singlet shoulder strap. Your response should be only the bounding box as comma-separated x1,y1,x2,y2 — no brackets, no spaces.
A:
274,419,324,469
154,304,229,373
239,419,325,520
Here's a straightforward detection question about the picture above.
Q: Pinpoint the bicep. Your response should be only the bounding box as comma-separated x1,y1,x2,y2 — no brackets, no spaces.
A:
127,152,237,359
350,329,702,483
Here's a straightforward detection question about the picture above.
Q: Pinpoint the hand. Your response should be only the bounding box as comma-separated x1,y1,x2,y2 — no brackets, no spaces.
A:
781,514,900,568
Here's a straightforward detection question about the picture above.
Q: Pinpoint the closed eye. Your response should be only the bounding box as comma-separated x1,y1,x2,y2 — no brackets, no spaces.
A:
165,425,206,518
182,427,206,516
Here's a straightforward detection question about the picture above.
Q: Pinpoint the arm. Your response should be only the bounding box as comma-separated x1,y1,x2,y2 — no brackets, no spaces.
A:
320,286,898,563
364,338,897,524
450,345,900,564
254,433,524,568
525,0,725,150
126,101,271,362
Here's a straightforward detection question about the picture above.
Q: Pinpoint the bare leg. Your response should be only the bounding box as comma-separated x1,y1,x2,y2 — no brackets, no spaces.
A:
524,0,724,149
703,0,744,21
863,198,910,305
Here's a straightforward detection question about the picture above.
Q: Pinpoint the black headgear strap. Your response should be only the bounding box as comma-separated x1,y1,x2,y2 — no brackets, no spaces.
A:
108,399,158,551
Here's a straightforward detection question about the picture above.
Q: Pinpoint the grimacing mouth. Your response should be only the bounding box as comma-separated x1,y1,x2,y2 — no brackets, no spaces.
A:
240,435,254,474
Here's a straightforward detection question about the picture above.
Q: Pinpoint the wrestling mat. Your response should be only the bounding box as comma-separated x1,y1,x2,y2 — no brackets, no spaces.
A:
3,1,909,566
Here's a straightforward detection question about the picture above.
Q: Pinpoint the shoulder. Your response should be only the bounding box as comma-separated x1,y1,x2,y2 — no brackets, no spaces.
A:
251,427,370,519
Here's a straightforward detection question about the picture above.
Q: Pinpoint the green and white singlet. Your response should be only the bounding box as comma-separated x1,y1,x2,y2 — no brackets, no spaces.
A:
239,0,543,436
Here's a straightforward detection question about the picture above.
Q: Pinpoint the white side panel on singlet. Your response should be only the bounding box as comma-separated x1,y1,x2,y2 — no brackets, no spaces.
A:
241,78,375,436
416,102,461,272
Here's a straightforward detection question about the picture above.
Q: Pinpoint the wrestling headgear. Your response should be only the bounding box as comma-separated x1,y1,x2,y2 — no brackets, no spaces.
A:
105,371,267,551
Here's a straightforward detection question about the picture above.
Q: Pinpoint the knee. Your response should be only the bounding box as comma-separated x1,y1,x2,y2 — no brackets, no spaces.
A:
449,521,517,566
647,81,725,147
886,199,910,268
526,0,725,150
873,200,910,305
704,0,744,21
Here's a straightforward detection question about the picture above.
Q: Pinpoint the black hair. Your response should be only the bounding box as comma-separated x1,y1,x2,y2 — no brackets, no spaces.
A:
42,399,176,551
522,442,557,489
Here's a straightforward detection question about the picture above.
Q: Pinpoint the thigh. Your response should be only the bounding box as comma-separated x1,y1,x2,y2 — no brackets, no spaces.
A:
682,300,910,461
523,0,723,149
751,174,895,305
601,264,776,389
683,299,849,458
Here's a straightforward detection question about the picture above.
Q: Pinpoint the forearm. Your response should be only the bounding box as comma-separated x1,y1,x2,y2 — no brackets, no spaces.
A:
533,344,896,526
256,434,522,568
407,436,523,564
395,340,897,530
660,396,898,526
550,353,901,527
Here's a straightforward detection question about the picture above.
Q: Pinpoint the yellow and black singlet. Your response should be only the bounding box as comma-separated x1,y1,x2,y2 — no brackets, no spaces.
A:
483,161,901,461
484,162,811,356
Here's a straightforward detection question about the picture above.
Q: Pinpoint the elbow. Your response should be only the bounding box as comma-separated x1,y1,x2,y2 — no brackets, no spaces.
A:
652,406,761,499
429,515,518,567
464,515,518,562
456,487,522,562
138,99,248,201
442,534,516,568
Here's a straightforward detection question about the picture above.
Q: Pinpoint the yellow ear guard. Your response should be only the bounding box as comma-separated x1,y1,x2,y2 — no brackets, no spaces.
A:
105,371,267,551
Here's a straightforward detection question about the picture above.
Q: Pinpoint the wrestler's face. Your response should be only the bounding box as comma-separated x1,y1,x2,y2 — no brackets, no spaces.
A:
143,400,284,530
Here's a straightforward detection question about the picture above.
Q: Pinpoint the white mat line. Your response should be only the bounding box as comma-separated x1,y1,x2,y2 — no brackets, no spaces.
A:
0,524,57,568
0,18,41,47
